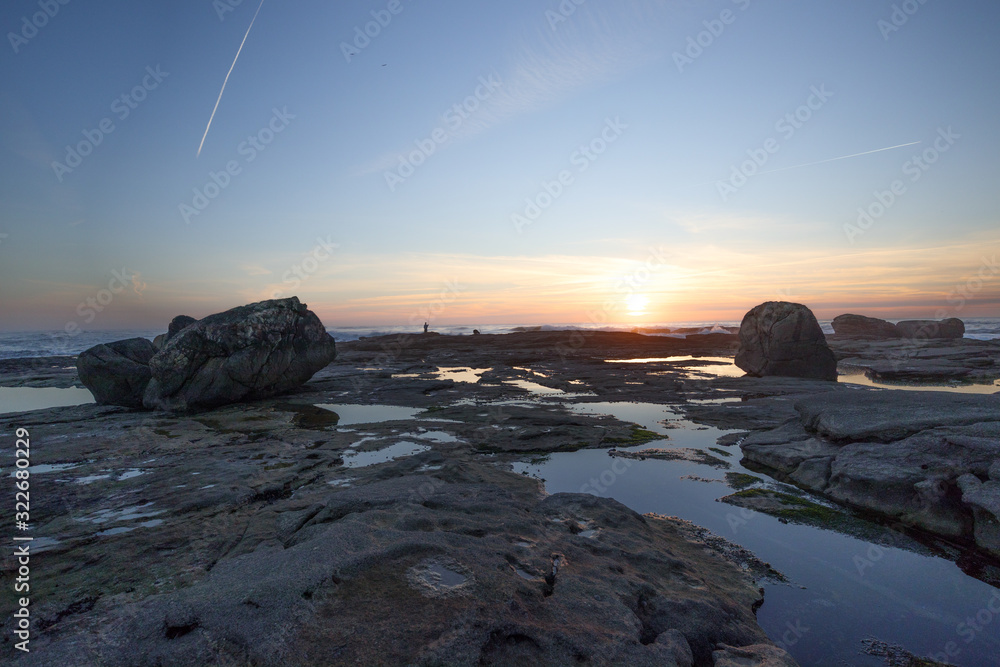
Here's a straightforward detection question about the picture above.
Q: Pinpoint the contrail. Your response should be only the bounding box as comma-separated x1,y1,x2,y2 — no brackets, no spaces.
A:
753,141,922,177
691,141,923,188
197,0,266,157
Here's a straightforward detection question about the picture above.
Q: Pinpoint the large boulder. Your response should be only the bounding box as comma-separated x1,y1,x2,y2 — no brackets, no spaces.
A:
735,302,837,381
143,297,337,412
896,318,965,339
77,338,157,408
831,313,901,338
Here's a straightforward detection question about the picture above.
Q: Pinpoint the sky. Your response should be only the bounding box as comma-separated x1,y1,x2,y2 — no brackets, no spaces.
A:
1,0,999,332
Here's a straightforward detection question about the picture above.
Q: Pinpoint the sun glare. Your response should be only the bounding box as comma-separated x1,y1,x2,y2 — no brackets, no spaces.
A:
625,294,649,317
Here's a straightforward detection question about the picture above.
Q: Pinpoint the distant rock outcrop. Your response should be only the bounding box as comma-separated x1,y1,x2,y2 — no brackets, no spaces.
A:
735,302,837,381
896,318,965,339
143,297,337,412
831,314,901,338
76,337,157,407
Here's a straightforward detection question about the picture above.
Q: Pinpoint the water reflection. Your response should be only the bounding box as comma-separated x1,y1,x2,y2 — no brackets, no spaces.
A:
0,386,95,414
513,400,1000,667
838,369,1000,395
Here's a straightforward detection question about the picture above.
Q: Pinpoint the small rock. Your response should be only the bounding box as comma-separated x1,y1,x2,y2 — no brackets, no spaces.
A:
651,629,693,666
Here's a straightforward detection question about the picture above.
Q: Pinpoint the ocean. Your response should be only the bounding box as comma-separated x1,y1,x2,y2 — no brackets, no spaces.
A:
1,318,998,361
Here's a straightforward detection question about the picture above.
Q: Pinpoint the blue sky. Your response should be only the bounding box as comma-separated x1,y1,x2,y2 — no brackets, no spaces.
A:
1,0,998,331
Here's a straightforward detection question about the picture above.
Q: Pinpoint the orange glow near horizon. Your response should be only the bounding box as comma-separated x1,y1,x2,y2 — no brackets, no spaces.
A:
2,240,998,331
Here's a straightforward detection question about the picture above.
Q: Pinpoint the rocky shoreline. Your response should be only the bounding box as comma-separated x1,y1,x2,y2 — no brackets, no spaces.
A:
1,326,999,665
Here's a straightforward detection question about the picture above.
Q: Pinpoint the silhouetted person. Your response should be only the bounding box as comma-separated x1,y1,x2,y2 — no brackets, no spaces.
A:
473,329,481,335
423,322,429,334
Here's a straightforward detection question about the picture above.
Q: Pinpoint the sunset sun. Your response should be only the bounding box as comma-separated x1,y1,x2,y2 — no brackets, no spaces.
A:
625,293,649,317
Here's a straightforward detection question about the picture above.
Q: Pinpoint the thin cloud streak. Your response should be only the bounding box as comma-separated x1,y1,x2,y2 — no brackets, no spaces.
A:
197,0,266,157
754,141,923,176
357,0,673,175
690,141,924,188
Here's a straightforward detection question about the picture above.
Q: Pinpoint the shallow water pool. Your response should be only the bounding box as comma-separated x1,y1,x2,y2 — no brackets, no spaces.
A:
342,441,431,468
0,386,95,414
838,370,1000,395
513,401,1000,666
313,404,423,425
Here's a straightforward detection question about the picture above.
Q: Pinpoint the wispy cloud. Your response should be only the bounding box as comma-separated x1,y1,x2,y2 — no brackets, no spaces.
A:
357,0,676,174
459,0,670,136
240,263,273,277
666,210,825,235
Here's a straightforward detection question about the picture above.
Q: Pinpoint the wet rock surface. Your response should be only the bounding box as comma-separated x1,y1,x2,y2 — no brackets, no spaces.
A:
4,327,1000,665
700,382,1000,559
1,331,797,666
0,356,80,389
828,335,1000,384
712,643,799,667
